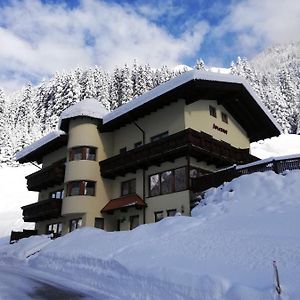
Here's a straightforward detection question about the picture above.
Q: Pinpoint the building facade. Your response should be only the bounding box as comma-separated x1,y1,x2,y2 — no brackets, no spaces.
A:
16,70,281,236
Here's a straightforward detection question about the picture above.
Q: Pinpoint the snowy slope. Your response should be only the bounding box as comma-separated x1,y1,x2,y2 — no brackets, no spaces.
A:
251,134,300,159
0,165,36,238
1,170,300,299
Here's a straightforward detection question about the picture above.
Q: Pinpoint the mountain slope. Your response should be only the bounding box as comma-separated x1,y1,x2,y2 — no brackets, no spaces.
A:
0,42,300,165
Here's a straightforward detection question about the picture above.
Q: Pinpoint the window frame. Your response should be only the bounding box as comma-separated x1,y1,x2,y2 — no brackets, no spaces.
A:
49,189,64,199
69,218,82,232
69,146,97,161
149,166,188,197
46,222,63,236
167,209,177,217
154,211,164,222
67,180,96,196
121,178,136,196
221,112,228,124
130,215,139,230
209,105,217,118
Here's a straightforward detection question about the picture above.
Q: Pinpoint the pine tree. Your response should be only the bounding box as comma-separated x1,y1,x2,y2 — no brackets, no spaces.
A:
194,59,206,71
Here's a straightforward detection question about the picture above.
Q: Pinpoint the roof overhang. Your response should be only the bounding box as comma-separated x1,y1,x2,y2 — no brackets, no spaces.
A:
100,70,281,141
16,131,68,164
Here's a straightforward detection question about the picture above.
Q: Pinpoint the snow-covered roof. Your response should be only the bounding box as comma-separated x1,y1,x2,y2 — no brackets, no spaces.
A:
58,98,108,129
103,70,281,134
16,130,67,163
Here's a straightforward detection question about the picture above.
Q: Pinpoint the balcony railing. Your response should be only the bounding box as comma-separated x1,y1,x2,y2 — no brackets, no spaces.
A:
100,128,257,178
22,198,62,222
26,159,65,191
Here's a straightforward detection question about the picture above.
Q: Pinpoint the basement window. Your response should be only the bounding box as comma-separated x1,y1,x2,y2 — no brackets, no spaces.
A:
46,223,62,236
154,211,164,222
69,218,82,232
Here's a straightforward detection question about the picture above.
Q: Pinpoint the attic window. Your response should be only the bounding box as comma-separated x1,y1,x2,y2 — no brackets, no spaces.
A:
209,105,217,118
221,112,228,124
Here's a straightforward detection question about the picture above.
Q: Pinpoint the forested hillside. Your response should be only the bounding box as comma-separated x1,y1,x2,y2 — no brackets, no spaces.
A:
0,41,299,165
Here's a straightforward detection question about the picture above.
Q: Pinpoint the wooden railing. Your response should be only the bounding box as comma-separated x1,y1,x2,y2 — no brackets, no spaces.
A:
22,198,62,222
100,128,256,178
191,156,300,193
26,159,65,191
10,229,38,244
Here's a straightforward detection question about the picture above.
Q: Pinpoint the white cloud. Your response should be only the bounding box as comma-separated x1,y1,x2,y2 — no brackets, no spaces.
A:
0,0,209,91
217,0,300,57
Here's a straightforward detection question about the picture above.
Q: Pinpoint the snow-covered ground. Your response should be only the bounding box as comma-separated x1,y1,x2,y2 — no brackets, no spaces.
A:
1,170,300,299
0,165,37,238
1,134,300,298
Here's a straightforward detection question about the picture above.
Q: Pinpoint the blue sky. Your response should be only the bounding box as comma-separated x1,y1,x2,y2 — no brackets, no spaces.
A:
0,0,299,91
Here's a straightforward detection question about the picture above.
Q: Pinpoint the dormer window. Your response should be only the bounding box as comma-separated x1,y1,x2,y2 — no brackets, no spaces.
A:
69,146,96,161
209,105,217,118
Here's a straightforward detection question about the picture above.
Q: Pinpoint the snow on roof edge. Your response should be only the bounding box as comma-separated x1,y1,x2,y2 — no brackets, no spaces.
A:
103,70,282,133
236,153,300,170
58,98,108,129
16,130,66,161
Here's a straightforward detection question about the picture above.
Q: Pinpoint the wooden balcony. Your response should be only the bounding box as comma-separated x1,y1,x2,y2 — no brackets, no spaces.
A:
22,198,62,222
26,159,65,191
100,128,258,179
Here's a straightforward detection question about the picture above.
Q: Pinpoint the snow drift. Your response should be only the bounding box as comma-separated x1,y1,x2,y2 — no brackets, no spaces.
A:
1,170,300,299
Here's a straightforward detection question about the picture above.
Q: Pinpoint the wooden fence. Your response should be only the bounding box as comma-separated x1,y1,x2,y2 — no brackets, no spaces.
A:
191,156,300,193
10,229,38,244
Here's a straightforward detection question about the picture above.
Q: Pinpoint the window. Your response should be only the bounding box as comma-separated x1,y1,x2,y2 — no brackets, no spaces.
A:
189,167,210,179
46,223,62,236
69,146,96,161
69,218,82,232
209,105,217,118
67,181,95,196
49,189,64,199
174,167,187,192
221,112,228,124
94,218,104,229
130,215,139,230
149,167,187,197
154,211,164,222
150,131,169,142
134,141,142,148
117,219,121,231
120,147,127,154
121,179,136,196
149,174,160,196
161,171,173,194
167,209,177,217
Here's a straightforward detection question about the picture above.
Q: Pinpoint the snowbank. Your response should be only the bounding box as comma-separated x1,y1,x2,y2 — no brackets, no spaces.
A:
0,165,36,237
251,134,300,159
1,170,300,299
